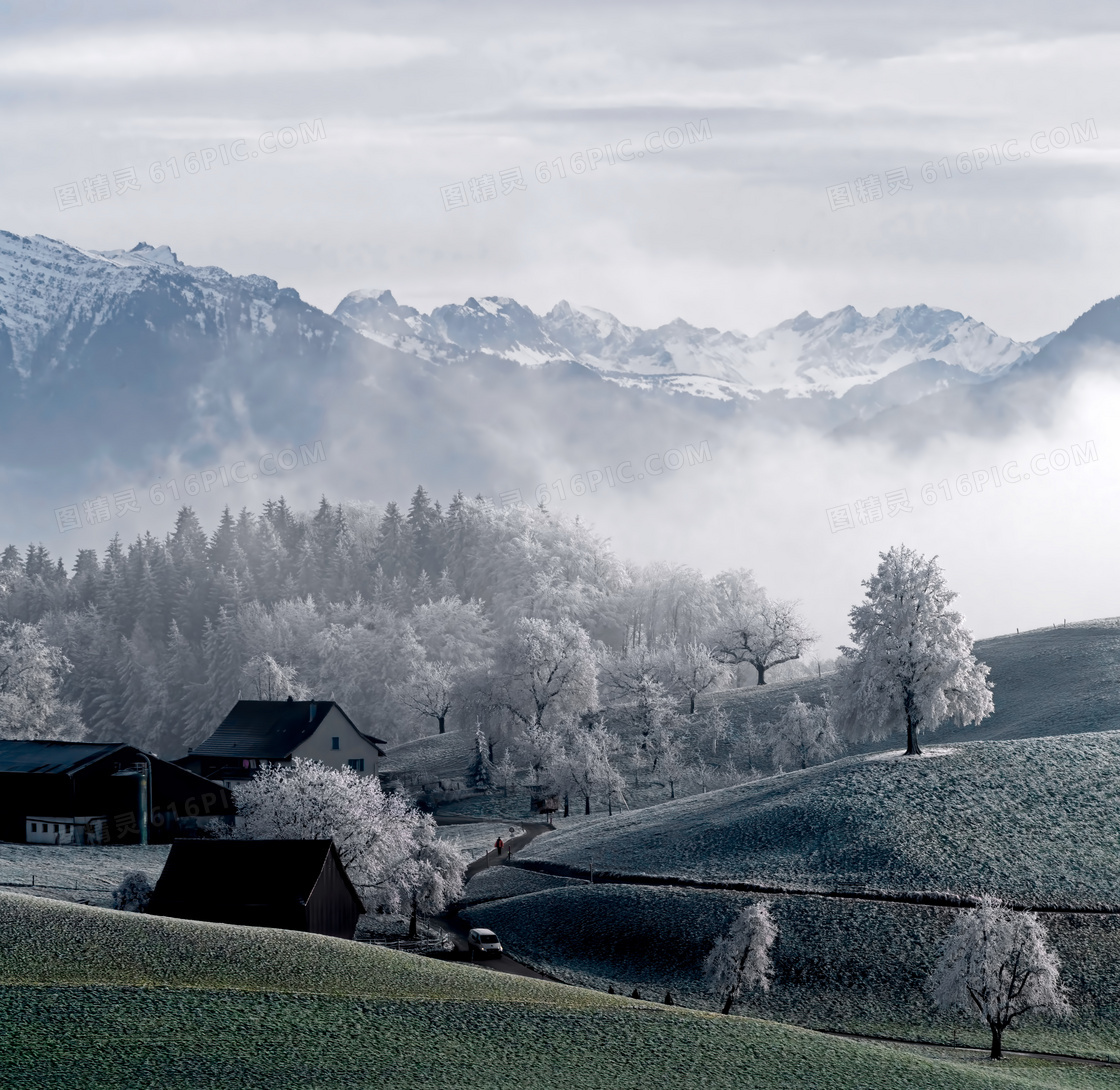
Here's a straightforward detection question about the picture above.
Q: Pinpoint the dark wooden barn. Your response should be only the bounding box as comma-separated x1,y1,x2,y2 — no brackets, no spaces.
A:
147,839,365,940
0,740,236,845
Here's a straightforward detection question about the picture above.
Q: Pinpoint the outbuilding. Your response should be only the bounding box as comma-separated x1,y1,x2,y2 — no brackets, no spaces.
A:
0,740,236,844
147,839,365,940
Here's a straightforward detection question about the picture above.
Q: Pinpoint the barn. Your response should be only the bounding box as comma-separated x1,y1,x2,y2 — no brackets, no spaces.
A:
0,740,236,845
146,839,366,939
175,699,386,788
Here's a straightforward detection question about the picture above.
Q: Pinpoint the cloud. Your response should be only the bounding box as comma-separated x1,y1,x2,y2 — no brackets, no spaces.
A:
0,28,452,80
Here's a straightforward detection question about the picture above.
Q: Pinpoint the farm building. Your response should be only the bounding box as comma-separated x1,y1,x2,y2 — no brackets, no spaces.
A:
0,740,236,845
175,699,387,788
147,839,365,939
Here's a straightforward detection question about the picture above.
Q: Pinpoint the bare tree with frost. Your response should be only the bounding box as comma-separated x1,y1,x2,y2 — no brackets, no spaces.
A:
705,901,778,1015
391,659,458,734
770,695,840,771
239,653,308,701
834,545,993,756
929,895,1070,1059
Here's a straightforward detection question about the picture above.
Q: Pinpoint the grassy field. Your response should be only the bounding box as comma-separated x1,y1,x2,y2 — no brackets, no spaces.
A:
702,618,1120,748
516,731,1120,908
460,863,584,905
0,843,170,907
465,884,1120,1062
1,892,1112,1090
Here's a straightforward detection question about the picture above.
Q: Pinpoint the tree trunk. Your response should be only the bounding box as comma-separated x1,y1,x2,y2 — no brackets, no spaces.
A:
722,994,734,1015
437,715,445,735
408,897,418,940
755,663,766,685
608,795,613,816
689,694,696,714
905,710,922,756
564,793,569,817
990,1024,1002,1060
670,780,675,799
488,739,494,761
584,795,590,815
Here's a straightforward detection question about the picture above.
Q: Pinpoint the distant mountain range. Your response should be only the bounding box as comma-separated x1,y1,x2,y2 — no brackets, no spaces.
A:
333,288,1050,401
0,229,1116,541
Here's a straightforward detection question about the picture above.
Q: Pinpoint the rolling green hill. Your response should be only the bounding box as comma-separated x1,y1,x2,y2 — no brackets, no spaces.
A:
466,885,1120,1062
0,892,1096,1090
517,731,1120,909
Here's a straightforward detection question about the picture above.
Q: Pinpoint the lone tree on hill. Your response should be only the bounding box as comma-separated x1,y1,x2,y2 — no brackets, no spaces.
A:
833,545,993,756
929,895,1070,1060
770,694,840,771
704,901,778,1015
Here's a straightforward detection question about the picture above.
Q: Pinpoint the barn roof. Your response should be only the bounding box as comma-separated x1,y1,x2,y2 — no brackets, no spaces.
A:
148,838,364,914
0,740,129,775
189,700,385,759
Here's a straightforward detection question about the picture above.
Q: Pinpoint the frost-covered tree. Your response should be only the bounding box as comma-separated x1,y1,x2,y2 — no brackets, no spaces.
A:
392,659,458,734
493,748,518,796
834,545,994,756
492,617,598,731
111,871,153,912
0,620,84,740
466,722,495,790
770,695,840,771
239,653,309,701
658,738,689,799
662,640,731,714
711,573,816,685
402,824,468,939
704,901,778,1014
929,895,1070,1059
233,758,464,914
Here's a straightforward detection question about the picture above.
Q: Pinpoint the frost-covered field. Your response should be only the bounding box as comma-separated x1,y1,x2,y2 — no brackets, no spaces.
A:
518,732,1120,908
435,821,523,859
1,892,1064,1090
460,865,585,906
380,728,477,779
465,884,1120,1062
0,844,170,907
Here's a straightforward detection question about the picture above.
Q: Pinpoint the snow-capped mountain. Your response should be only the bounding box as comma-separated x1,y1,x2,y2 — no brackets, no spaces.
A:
333,288,1049,400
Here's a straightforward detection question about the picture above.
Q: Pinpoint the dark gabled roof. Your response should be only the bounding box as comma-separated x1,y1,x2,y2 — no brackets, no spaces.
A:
148,839,364,914
189,700,385,759
0,740,129,775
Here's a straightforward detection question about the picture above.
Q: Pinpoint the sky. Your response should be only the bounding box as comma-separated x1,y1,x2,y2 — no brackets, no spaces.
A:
1,0,1118,343
2,0,1119,649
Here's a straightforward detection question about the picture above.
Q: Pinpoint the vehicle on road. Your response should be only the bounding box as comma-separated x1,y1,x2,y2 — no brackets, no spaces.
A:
467,928,503,959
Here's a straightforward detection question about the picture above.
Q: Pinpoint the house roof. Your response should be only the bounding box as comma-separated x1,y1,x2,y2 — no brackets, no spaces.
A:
0,740,129,776
148,838,365,914
189,700,386,759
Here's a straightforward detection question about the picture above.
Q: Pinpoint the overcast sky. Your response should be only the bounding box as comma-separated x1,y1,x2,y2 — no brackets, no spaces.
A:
2,0,1118,341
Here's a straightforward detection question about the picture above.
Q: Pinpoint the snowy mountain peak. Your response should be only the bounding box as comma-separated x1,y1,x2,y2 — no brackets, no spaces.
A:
334,288,1047,398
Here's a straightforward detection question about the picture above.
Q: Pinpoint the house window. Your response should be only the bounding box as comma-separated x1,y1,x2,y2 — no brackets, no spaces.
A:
348,758,364,772
331,737,340,750
30,823,36,832
64,825,70,833
53,824,59,833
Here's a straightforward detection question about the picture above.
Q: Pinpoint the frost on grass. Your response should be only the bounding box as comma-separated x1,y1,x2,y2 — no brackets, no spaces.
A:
518,731,1120,908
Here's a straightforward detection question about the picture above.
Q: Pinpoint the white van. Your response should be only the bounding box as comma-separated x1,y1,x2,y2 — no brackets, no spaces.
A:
467,928,503,959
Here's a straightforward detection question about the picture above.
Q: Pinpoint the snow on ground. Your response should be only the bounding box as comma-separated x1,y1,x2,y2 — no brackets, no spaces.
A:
517,731,1120,908
435,821,523,860
0,844,170,907
460,865,583,906
464,884,1120,1061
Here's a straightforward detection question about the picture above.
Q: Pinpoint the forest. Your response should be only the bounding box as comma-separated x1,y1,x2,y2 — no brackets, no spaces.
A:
0,489,825,798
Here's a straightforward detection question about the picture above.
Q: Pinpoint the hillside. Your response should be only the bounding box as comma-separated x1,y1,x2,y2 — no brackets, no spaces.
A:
517,731,1120,909
704,619,1120,748
465,885,1120,1061
0,892,1074,1090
